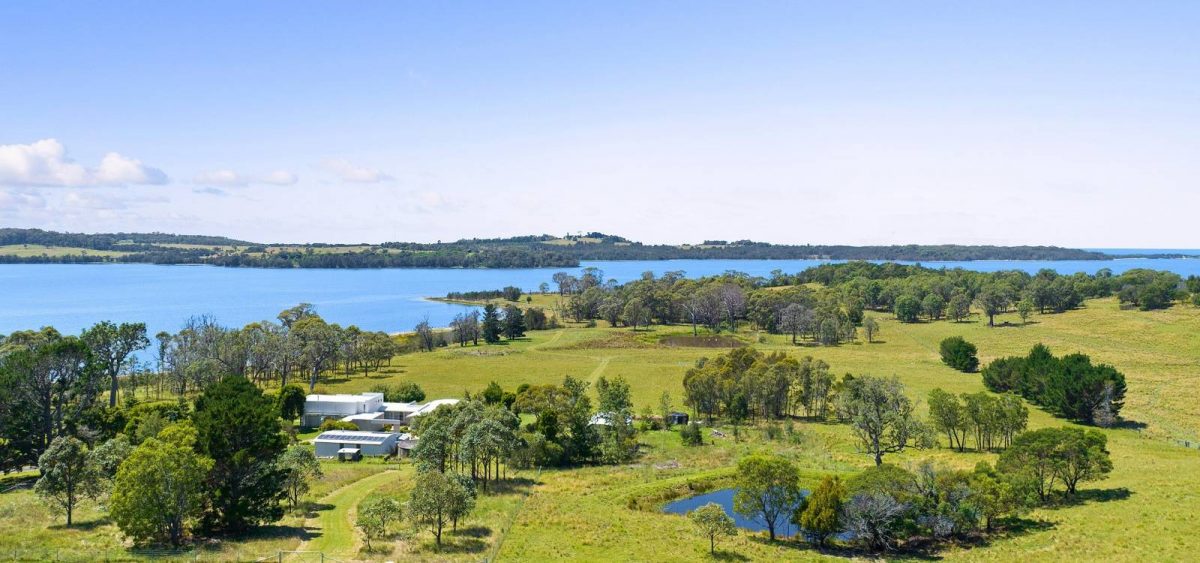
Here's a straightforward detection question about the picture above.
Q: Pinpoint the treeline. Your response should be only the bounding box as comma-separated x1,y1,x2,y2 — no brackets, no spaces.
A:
982,344,1126,427
0,304,400,472
0,228,1129,269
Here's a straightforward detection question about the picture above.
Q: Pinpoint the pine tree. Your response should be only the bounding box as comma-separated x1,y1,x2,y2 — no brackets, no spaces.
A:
481,304,502,344
502,305,526,340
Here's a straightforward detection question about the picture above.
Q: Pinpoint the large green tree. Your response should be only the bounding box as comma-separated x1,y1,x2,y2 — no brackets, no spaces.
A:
111,423,212,546
81,321,149,407
836,376,929,465
732,454,803,541
34,435,98,526
278,444,322,509
193,376,288,532
794,475,845,546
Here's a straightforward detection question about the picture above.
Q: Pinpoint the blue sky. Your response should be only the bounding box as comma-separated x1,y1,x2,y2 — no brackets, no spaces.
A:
1,1,1198,246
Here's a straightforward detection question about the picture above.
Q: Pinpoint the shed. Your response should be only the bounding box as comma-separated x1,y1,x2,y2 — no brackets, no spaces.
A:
314,430,400,458
666,412,689,426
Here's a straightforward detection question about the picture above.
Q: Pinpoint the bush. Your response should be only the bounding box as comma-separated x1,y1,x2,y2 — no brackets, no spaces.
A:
939,336,979,372
319,419,359,432
680,422,704,446
371,381,425,403
982,344,1126,426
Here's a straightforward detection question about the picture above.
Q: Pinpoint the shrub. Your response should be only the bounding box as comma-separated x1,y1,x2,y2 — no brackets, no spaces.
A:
939,336,979,372
319,419,359,432
680,422,704,446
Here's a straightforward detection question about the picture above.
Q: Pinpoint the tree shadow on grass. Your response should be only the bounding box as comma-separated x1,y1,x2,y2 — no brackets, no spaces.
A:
48,517,111,531
1112,419,1148,431
218,523,317,543
1054,487,1132,508
709,548,751,561
486,476,540,494
427,537,489,554
451,525,492,538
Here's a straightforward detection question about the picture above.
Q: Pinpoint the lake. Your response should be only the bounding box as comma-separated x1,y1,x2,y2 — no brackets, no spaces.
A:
2,256,1200,341
662,487,855,541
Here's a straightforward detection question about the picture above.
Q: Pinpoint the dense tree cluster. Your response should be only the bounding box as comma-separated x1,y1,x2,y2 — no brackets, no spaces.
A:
683,348,836,422
982,344,1126,426
927,389,1029,451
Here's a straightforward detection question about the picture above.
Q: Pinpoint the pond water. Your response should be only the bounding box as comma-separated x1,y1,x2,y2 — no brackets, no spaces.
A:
663,486,858,541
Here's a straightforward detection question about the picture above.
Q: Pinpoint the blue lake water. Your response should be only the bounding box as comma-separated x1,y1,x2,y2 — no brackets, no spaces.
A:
663,487,803,537
2,256,1200,341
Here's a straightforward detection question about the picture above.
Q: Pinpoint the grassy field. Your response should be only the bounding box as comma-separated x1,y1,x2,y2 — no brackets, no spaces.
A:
3,297,1199,561
0,244,130,258
318,297,1200,561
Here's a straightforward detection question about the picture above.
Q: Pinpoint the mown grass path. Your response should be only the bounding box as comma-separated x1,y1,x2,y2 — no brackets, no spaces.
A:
296,469,398,558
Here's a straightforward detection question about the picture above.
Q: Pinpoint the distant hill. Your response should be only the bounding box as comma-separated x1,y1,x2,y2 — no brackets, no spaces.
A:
0,228,1116,268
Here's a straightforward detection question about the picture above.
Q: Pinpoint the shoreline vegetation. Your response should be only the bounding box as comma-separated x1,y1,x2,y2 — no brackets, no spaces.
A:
3,228,1183,270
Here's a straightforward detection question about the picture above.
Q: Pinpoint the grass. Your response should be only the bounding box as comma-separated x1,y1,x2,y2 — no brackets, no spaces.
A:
4,297,1199,561
318,297,1200,561
0,244,129,258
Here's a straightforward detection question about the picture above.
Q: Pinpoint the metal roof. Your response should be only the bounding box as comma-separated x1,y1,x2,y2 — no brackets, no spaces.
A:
314,431,397,444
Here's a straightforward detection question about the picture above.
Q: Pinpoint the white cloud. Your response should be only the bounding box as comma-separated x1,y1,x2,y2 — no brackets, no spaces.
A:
193,168,298,186
0,139,167,187
320,158,392,183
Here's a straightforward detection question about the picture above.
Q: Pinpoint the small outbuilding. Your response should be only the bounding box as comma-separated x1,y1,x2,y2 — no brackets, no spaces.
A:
314,430,401,459
666,412,689,426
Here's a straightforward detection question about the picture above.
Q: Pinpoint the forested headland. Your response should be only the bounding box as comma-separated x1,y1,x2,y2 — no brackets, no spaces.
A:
0,228,1126,269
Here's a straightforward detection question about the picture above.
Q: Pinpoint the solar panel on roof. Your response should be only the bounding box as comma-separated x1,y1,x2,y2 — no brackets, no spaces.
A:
315,432,391,444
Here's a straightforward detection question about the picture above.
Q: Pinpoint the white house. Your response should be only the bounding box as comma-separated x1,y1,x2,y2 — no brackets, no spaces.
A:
302,392,459,431
313,430,404,459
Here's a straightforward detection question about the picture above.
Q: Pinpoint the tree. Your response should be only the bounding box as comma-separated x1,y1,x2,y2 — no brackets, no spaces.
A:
278,383,307,422
733,454,802,541
34,435,97,526
658,391,673,427
1055,428,1113,495
998,428,1062,502
922,294,946,321
970,462,1033,531
893,295,921,323
927,389,967,451
278,445,323,510
502,305,527,340
82,321,149,407
1017,298,1034,324
689,502,736,555
415,318,436,352
446,472,477,532
862,316,880,343
88,435,134,497
939,336,979,372
795,475,845,546
409,470,473,548
481,304,502,344
948,292,972,322
357,496,402,551
622,298,650,330
976,284,1012,327
840,492,907,551
292,316,341,390
193,376,288,532
110,423,212,546
680,422,704,446
393,381,426,402
836,376,928,465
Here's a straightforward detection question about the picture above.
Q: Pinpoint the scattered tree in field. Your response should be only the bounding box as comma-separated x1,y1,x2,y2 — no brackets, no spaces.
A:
357,496,403,551
836,376,929,465
193,376,287,532
409,470,474,548
111,423,212,546
893,295,922,323
975,284,1012,327
481,304,502,344
733,454,803,541
446,472,477,532
502,305,526,339
689,502,736,555
680,422,704,446
795,475,845,546
939,336,979,372
277,384,307,422
970,461,1034,531
34,436,97,526
928,389,968,451
948,292,972,322
278,445,322,510
862,316,880,343
997,427,1111,501
1054,428,1114,495
658,391,673,427
622,298,650,330
414,318,436,352
922,294,946,321
1017,298,1034,324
